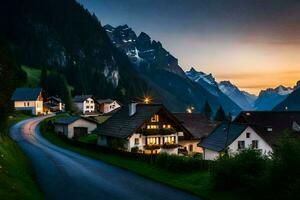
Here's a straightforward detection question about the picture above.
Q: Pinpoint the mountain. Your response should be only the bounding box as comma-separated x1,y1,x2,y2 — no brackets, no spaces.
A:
219,81,256,110
254,85,292,110
273,82,300,111
105,25,241,114
0,0,149,103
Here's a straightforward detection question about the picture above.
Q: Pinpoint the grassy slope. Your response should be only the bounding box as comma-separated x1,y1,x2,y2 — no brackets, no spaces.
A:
21,66,41,87
41,115,237,200
0,113,43,200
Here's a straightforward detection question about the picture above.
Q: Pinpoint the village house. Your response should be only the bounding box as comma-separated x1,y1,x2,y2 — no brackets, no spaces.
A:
54,116,97,139
199,111,300,160
44,96,65,113
73,95,98,115
174,113,218,155
198,123,273,160
11,88,44,115
94,103,193,154
97,99,121,114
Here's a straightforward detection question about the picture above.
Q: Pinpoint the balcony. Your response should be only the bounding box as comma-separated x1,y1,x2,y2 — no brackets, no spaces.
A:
141,128,177,136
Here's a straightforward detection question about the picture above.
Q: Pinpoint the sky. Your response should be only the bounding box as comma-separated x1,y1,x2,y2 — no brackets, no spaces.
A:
78,0,300,95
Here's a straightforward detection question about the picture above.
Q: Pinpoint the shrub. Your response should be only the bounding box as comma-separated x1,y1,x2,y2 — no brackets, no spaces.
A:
131,146,139,153
155,153,210,172
262,134,300,200
211,149,268,192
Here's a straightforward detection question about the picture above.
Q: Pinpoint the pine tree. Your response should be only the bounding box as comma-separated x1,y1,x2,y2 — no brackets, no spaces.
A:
203,101,212,119
214,106,226,121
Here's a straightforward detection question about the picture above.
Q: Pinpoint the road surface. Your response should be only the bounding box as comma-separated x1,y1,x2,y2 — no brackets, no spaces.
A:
10,116,200,200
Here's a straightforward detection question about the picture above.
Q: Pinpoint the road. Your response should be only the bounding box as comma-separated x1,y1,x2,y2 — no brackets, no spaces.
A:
10,116,200,200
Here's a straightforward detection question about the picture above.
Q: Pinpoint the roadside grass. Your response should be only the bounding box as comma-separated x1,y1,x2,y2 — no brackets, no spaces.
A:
41,115,239,200
0,112,43,200
21,65,41,87
78,134,97,144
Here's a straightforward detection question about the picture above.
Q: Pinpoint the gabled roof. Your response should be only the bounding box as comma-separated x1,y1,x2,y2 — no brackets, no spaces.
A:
54,115,97,125
198,123,248,152
97,99,114,104
174,113,219,139
94,104,191,139
11,88,42,101
73,95,95,102
47,96,62,103
234,111,300,146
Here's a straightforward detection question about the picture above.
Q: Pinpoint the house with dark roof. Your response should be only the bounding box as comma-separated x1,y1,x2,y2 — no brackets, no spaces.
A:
54,116,97,139
11,88,44,115
97,99,121,114
198,122,273,160
44,96,65,113
94,103,193,154
174,113,219,155
73,95,98,115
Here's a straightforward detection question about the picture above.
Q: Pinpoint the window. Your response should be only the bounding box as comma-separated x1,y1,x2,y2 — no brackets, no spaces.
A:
86,100,89,103
27,102,29,106
246,132,251,138
151,114,159,122
147,137,160,145
189,144,193,152
86,106,90,109
90,100,94,103
163,136,175,144
134,138,139,145
238,141,245,150
147,125,159,129
24,102,26,107
163,124,171,129
252,140,258,149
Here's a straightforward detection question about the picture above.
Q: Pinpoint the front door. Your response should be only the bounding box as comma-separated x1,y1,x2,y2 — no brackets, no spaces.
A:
74,127,88,138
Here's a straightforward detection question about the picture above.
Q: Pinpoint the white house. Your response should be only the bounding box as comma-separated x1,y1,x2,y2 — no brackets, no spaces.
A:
198,123,273,160
11,88,44,115
73,95,98,115
97,99,121,114
95,103,193,155
54,116,97,139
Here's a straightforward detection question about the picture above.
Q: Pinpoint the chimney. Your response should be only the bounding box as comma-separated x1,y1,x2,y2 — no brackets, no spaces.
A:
128,102,138,116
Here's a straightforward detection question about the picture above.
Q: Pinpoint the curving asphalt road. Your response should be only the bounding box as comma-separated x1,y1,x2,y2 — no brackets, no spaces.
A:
10,116,200,200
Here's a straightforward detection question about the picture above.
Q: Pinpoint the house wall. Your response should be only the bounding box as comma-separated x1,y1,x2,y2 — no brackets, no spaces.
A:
203,148,220,160
178,140,203,155
97,135,108,146
83,98,95,113
55,119,97,139
14,100,43,115
101,101,121,113
228,126,273,156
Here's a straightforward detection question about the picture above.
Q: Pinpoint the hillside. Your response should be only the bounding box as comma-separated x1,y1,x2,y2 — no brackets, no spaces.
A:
1,0,149,103
273,88,300,111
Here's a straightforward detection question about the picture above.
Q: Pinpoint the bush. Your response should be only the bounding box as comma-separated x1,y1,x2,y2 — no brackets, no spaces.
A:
262,134,300,200
131,146,139,153
211,149,268,192
155,153,210,173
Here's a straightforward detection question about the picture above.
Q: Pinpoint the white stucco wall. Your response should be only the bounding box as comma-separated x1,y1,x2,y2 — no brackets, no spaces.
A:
83,98,95,113
203,149,220,160
228,126,273,156
14,100,43,115
178,140,203,154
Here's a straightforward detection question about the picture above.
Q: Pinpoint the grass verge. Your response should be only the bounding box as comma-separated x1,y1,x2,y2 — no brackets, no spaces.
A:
0,112,43,200
41,115,238,200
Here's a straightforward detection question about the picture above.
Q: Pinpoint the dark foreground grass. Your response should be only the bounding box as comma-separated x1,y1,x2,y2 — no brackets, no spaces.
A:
41,115,238,200
0,113,43,200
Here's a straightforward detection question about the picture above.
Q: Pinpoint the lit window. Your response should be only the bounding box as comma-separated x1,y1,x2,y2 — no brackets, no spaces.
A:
134,138,139,145
163,124,171,129
238,141,245,150
252,140,258,149
147,125,159,129
147,137,160,145
163,136,175,144
151,115,159,122
246,132,251,138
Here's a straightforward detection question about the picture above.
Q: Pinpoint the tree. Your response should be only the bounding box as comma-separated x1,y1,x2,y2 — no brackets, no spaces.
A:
214,106,226,121
203,101,212,119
